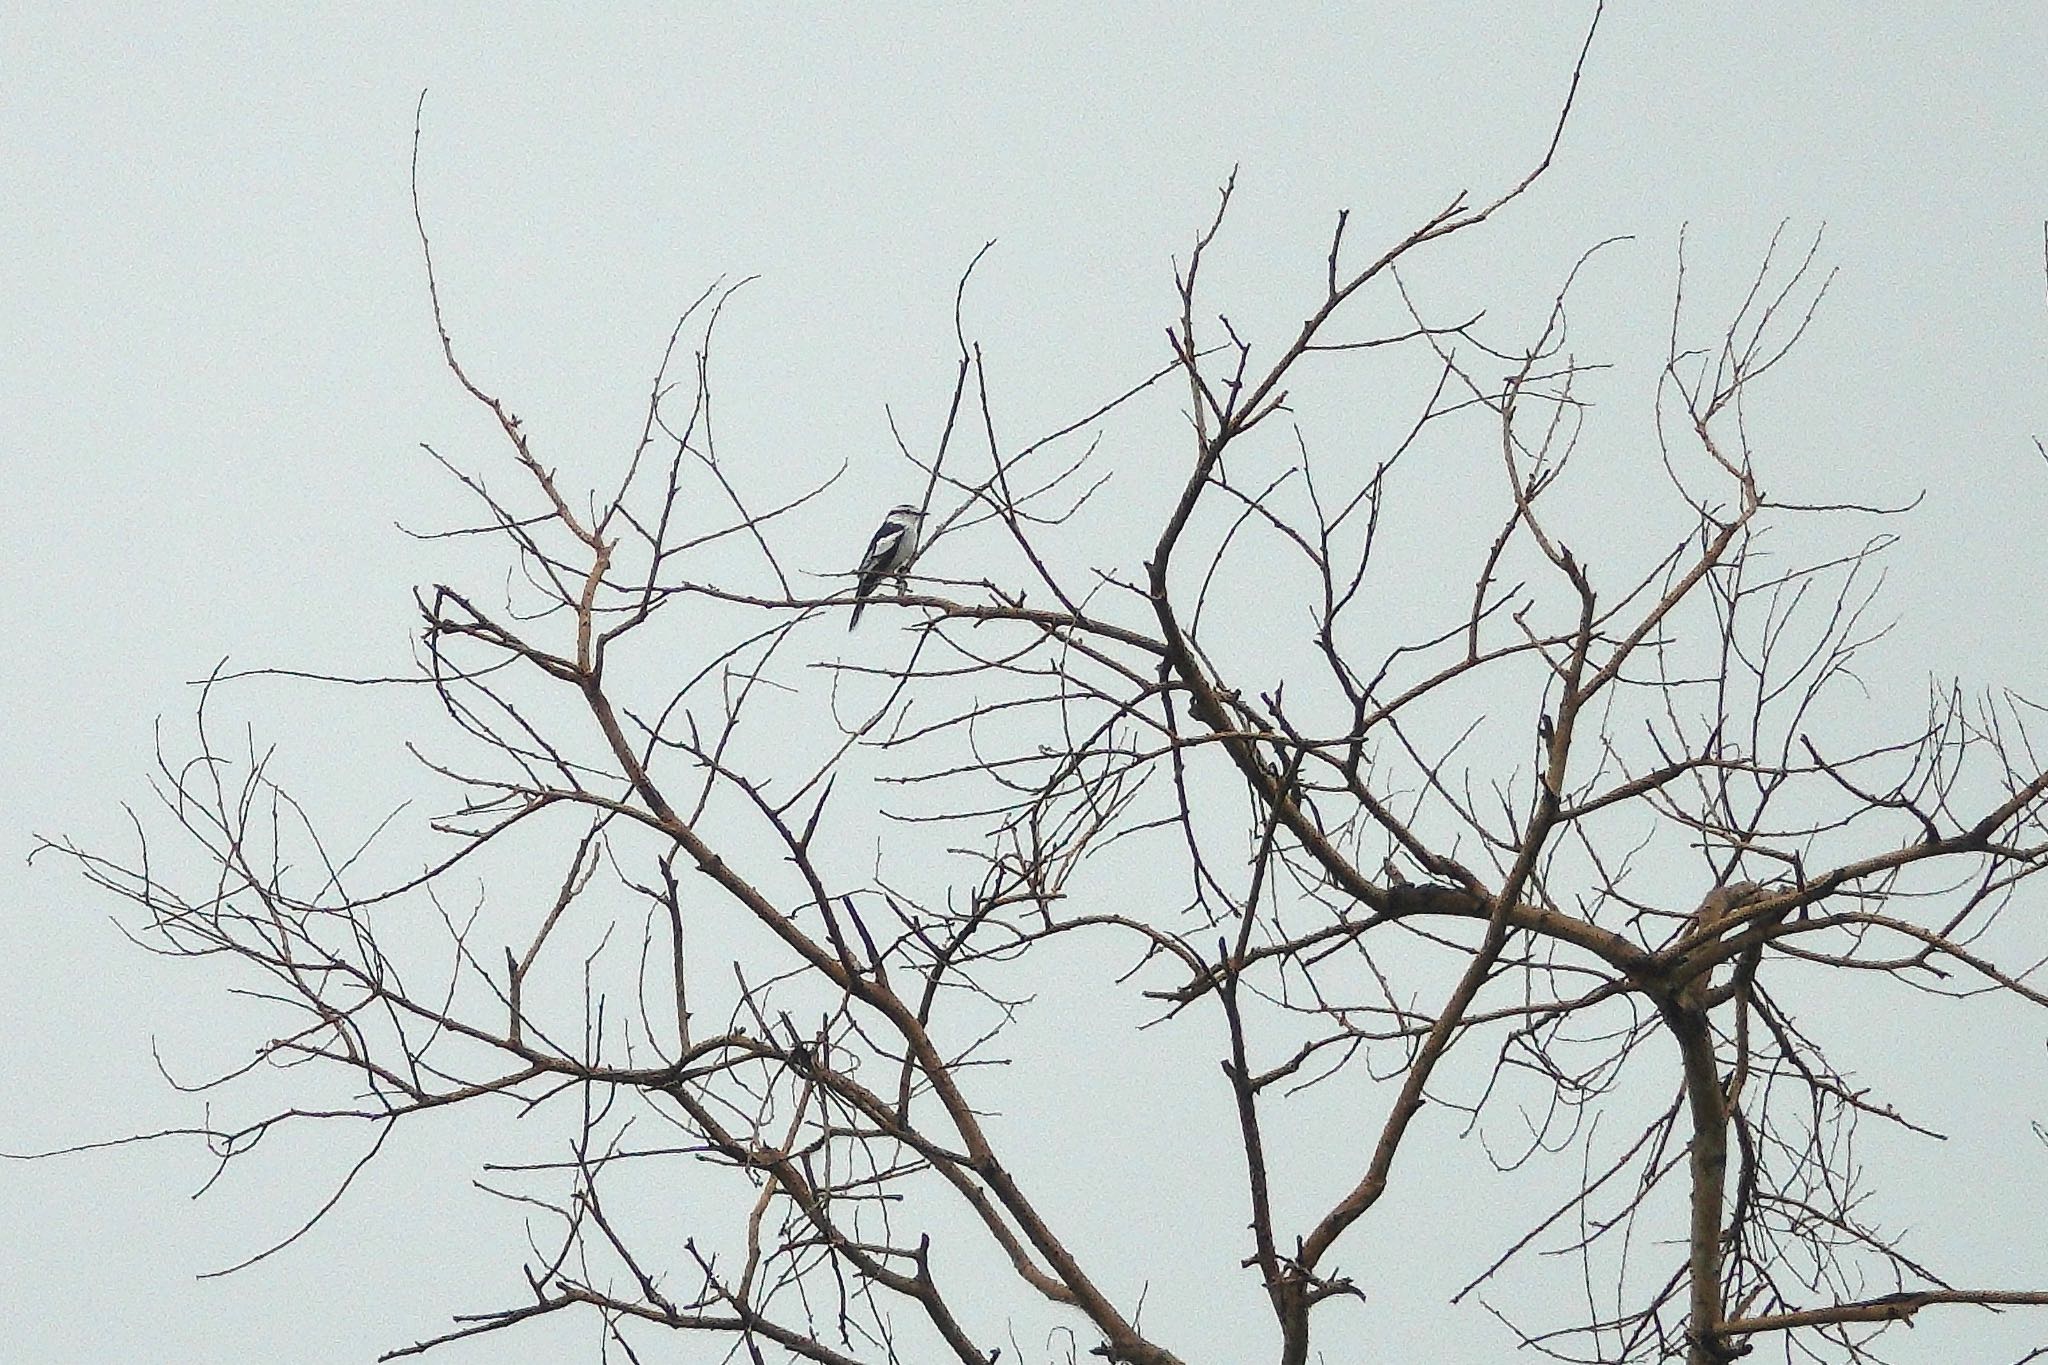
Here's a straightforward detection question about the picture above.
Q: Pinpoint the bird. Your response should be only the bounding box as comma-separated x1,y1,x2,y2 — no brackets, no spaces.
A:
849,504,925,629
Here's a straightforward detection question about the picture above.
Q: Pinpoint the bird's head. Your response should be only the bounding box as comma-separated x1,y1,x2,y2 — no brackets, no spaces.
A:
889,504,926,523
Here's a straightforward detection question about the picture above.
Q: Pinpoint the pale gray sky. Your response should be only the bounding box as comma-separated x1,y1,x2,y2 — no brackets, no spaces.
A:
4,5,2045,1362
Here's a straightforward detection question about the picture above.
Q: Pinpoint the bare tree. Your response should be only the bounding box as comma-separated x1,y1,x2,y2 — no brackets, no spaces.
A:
33,24,2048,1365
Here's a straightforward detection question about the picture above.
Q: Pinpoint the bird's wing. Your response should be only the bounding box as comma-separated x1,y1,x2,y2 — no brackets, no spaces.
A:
859,521,906,575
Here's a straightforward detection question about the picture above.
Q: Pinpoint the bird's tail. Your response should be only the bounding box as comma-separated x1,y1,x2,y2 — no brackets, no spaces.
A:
849,572,881,630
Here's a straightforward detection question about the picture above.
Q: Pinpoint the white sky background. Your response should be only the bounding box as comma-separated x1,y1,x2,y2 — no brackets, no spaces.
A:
3,4,2045,1362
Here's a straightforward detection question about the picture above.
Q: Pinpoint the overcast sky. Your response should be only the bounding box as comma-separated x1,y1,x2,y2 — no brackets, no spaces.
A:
3,5,2045,1362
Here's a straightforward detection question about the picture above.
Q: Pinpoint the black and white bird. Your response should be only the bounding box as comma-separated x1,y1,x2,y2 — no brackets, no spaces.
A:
849,503,925,629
